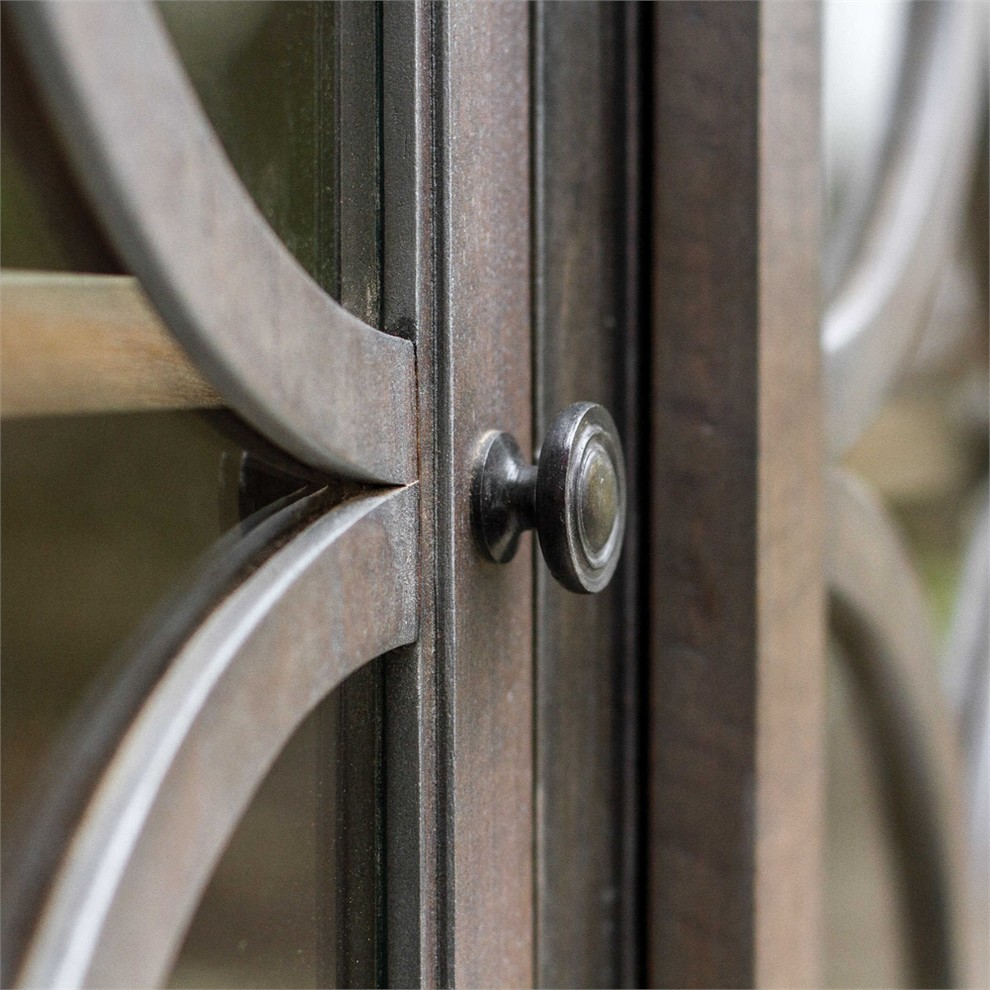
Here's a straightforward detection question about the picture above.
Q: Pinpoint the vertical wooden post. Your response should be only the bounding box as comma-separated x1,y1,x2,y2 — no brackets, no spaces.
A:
532,4,644,986
648,4,824,986
438,4,535,986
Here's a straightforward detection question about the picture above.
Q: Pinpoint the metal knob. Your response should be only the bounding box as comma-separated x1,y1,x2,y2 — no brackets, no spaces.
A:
471,401,626,594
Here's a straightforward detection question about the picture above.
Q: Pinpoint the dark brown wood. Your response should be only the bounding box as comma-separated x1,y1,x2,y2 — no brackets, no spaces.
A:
382,3,441,985
333,8,387,984
648,3,824,986
533,3,643,986
437,3,534,985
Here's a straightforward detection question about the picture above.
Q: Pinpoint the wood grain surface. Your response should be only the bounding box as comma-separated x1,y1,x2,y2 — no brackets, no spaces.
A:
438,4,535,985
649,4,824,986
533,4,644,985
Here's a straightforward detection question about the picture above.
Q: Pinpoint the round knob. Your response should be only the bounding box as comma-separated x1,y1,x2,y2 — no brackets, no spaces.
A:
471,402,626,594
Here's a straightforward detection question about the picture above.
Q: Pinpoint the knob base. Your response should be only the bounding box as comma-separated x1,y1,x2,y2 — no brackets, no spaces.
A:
471,431,537,564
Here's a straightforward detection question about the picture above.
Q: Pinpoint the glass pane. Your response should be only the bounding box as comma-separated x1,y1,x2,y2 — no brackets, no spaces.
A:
0,411,321,980
0,23,120,272
167,657,385,989
167,660,384,990
822,0,910,294
168,692,339,990
823,5,989,983
155,13,386,984
1,412,241,830
2,5,385,984
157,1,339,294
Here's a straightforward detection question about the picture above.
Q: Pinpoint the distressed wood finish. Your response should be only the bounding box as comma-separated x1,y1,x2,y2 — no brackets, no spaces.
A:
0,271,219,416
381,3,441,985
332,6,388,985
649,4,824,986
438,3,534,985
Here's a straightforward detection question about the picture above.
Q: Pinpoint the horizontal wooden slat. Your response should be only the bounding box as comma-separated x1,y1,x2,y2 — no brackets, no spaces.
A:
0,271,221,416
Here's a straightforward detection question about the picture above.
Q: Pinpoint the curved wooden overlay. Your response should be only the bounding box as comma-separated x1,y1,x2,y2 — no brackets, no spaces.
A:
16,486,418,989
12,1,416,484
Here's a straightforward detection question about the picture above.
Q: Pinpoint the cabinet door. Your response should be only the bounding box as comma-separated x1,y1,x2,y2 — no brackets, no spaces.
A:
1,3,642,986
6,3,981,988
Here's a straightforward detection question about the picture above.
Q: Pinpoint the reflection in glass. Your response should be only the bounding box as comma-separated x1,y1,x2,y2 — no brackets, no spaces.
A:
2,4,386,985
